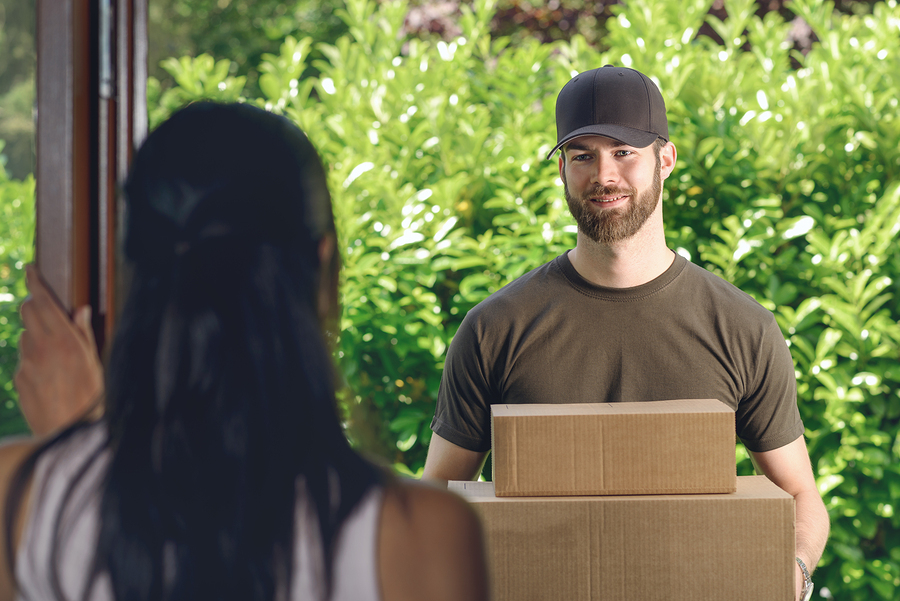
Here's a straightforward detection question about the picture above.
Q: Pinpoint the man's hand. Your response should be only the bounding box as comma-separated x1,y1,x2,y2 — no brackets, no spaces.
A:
14,265,104,437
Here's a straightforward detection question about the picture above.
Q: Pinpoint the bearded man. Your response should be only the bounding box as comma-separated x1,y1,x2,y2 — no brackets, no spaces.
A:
423,65,828,601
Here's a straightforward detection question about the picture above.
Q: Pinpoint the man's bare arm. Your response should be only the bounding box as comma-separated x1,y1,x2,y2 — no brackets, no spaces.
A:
750,435,830,600
422,433,487,484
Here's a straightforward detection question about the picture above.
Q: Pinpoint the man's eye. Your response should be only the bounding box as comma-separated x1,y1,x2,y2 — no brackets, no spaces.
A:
614,150,632,157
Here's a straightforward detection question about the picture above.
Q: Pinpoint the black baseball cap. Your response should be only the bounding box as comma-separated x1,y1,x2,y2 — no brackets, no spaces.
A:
547,65,669,159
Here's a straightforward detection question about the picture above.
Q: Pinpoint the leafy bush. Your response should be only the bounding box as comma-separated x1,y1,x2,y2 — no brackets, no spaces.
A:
4,0,900,597
0,140,33,436
142,2,900,597
148,0,900,596
147,0,348,97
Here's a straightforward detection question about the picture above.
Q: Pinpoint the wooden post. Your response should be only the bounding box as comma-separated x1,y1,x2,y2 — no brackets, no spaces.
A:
35,0,92,315
35,0,146,352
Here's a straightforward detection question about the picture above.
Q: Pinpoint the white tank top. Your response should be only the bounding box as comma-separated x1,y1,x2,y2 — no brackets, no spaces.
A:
15,423,383,601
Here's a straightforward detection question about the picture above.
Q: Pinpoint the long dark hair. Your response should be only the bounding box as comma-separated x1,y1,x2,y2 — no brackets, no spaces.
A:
11,102,380,600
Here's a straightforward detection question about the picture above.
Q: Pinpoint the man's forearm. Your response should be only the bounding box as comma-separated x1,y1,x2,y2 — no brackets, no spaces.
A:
422,433,488,484
795,488,830,571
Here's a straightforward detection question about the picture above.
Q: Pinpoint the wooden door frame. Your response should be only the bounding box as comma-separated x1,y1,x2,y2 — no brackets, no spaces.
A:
35,0,147,351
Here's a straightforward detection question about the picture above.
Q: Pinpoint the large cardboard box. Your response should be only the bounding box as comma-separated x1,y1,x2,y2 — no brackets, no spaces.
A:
452,476,794,601
491,399,736,496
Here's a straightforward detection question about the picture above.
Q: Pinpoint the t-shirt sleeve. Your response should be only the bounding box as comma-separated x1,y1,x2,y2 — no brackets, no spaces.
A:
735,317,805,452
430,313,494,453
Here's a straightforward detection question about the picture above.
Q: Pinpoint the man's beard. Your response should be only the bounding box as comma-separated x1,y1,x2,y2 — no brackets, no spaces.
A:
564,154,662,245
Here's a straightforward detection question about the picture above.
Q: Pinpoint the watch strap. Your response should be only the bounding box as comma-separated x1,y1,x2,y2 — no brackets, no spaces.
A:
796,557,814,601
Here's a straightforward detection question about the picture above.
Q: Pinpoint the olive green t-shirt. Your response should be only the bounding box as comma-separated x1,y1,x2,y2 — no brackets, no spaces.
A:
431,251,804,453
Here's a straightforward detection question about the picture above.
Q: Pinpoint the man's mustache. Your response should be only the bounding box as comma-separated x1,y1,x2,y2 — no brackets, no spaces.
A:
581,185,637,200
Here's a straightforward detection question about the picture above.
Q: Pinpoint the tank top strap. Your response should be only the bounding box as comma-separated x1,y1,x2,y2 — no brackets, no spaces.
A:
290,484,384,601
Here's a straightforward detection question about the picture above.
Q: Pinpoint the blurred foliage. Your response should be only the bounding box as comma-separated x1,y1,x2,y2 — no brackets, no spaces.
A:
147,0,349,98
0,0,885,177
143,0,882,123
3,0,900,598
0,141,33,437
0,0,35,180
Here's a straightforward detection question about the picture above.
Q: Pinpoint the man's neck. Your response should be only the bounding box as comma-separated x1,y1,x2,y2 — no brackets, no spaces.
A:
567,224,675,288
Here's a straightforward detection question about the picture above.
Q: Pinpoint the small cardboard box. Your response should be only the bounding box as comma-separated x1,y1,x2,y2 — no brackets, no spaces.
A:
491,399,736,496
451,476,794,601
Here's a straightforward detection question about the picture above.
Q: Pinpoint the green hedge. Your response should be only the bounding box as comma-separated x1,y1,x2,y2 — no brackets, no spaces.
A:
148,0,900,597
2,0,899,597
0,141,33,437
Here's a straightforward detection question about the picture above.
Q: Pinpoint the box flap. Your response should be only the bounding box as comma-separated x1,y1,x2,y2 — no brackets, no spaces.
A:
491,399,732,417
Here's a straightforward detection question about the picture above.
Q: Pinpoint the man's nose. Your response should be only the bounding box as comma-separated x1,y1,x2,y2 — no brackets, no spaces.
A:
592,157,619,186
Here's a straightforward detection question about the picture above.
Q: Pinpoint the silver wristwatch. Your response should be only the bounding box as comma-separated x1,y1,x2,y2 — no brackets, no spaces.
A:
796,557,814,601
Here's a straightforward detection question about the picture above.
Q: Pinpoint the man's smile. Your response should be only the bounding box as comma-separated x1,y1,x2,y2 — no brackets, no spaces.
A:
586,191,632,209
590,194,630,204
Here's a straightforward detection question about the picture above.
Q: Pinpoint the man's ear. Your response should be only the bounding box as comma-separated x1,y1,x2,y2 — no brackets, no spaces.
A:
660,142,677,181
558,156,565,182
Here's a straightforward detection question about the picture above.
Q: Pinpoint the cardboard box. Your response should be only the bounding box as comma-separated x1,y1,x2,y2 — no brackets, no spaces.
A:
491,399,736,496
451,476,795,601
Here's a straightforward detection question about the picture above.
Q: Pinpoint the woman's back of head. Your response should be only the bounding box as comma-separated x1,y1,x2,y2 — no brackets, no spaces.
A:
93,102,379,601
124,102,335,276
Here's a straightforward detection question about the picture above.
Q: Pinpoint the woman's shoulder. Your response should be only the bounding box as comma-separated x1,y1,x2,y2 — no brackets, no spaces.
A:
0,436,42,517
0,437,40,601
0,436,40,475
0,437,41,512
377,478,488,601
381,477,483,542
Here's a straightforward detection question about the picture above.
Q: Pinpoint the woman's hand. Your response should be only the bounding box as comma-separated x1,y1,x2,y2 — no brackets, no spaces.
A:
14,265,104,437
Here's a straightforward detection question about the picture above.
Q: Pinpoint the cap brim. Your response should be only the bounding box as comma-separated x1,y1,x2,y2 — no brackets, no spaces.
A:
546,125,662,160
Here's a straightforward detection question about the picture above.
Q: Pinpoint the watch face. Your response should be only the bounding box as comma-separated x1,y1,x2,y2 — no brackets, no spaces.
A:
801,582,815,601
